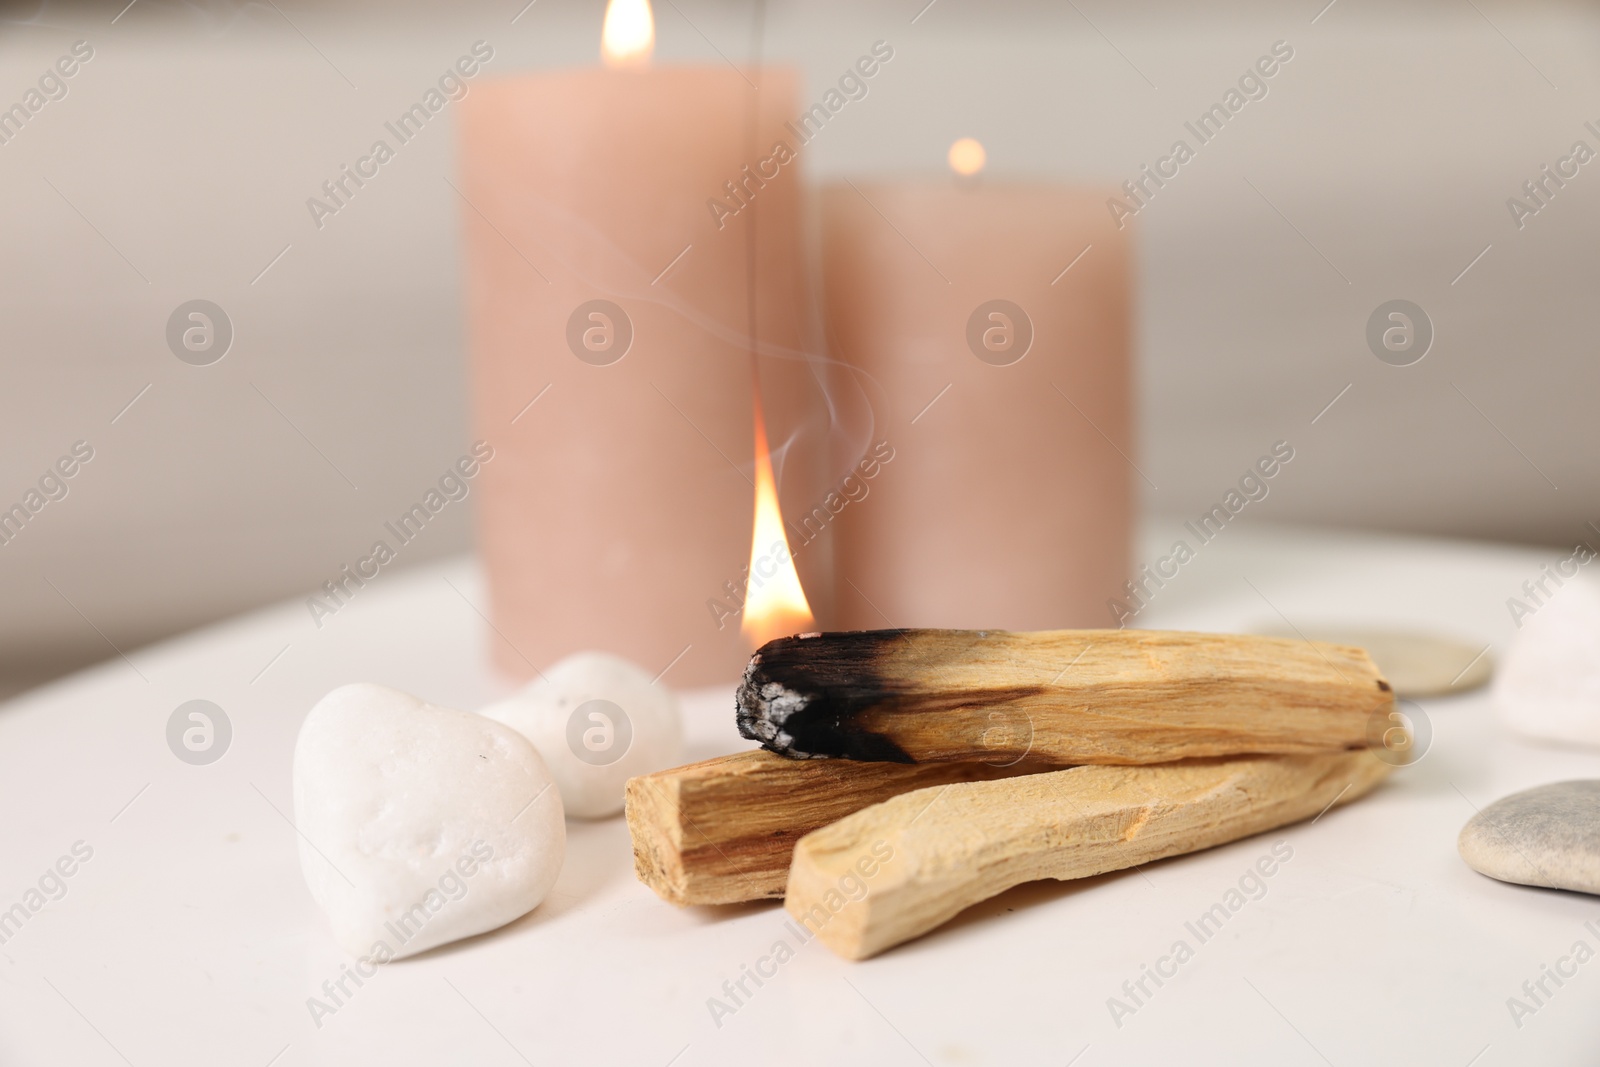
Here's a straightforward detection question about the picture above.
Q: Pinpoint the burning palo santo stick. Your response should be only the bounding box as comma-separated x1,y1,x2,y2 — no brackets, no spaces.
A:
785,749,1391,960
625,750,1040,905
737,628,1391,765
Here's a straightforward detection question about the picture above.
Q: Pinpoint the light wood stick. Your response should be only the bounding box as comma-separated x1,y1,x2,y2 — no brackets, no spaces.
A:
784,749,1391,959
625,750,1041,906
737,628,1391,765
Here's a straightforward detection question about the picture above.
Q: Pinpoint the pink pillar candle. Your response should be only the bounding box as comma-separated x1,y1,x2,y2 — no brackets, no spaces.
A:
457,67,828,686
822,182,1134,631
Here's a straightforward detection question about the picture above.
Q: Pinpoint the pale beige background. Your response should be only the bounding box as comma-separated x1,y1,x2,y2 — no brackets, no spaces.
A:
1,0,1595,690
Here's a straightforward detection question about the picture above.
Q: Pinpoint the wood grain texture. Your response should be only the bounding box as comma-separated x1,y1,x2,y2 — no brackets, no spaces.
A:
737,628,1391,764
625,750,1041,905
784,749,1391,959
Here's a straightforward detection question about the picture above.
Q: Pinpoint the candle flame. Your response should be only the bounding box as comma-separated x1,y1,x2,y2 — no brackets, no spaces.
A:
602,0,654,68
948,137,986,177
740,396,813,648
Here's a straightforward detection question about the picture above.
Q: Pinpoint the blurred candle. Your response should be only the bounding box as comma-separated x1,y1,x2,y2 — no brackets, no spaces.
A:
456,2,827,686
823,144,1133,631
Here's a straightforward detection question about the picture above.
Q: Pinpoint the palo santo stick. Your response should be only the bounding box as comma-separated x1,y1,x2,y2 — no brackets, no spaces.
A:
784,749,1391,960
737,628,1391,765
625,750,1040,906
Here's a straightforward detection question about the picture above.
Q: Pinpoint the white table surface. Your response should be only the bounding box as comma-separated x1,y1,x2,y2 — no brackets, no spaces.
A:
3,521,1597,1066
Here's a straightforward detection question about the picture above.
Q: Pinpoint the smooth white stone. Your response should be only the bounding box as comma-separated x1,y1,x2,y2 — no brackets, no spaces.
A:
480,651,683,819
293,683,565,959
1496,575,1600,746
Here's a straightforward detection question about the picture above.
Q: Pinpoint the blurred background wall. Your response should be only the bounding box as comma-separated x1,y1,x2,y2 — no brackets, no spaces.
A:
1,0,1596,692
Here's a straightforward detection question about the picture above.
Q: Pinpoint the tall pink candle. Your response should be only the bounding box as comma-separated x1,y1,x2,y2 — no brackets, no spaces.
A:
822,179,1133,631
456,56,827,686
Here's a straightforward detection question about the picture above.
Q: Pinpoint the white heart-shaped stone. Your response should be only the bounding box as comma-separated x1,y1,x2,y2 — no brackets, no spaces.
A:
480,651,682,819
293,683,565,959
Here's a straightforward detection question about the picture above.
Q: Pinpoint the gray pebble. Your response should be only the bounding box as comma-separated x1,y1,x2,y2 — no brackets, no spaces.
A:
1459,780,1600,895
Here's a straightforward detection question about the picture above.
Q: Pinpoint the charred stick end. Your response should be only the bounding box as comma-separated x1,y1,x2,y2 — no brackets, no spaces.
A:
735,630,915,763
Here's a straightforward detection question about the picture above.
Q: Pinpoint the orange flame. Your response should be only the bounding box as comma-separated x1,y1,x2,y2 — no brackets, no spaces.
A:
602,0,654,68
740,396,813,648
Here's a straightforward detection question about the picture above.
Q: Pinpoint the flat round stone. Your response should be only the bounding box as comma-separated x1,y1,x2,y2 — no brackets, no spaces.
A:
1458,780,1600,895
1253,624,1491,697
